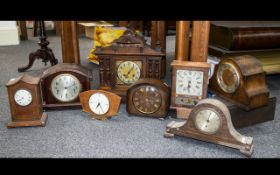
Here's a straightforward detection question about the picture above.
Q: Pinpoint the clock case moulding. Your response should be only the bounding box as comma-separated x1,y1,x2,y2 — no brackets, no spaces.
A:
126,78,170,118
79,90,122,120
165,98,254,157
40,63,92,109
94,29,166,102
6,74,48,128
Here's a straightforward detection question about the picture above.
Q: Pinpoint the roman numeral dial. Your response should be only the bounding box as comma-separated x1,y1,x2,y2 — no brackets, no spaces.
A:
117,61,141,85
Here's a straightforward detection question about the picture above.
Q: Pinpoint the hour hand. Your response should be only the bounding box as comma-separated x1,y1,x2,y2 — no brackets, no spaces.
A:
96,103,100,109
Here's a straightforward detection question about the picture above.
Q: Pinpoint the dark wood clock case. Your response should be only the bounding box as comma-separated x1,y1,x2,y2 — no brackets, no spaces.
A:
40,63,92,109
94,29,166,101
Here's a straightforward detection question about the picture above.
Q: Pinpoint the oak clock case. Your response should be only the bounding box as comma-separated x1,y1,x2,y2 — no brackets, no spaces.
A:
126,78,170,118
171,60,210,109
40,63,92,109
6,74,48,128
164,98,254,157
209,55,269,111
94,29,166,102
79,90,121,120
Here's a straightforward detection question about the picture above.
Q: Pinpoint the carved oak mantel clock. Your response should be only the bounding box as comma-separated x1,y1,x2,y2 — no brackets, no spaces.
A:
170,60,210,118
94,29,166,101
79,90,121,120
165,98,254,157
209,55,269,111
126,78,170,118
6,74,48,128
40,63,92,109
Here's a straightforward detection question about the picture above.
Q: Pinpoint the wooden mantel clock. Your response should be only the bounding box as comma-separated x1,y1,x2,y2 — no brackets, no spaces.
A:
94,29,166,102
40,63,92,109
209,55,269,111
165,98,254,157
6,74,47,128
126,78,170,118
79,90,121,120
170,60,210,118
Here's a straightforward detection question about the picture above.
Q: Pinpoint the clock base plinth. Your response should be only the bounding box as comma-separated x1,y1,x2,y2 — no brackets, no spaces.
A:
7,113,48,128
175,107,192,119
42,102,81,110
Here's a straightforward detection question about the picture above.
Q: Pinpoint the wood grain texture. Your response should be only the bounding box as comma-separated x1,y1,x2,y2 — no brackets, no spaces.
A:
190,21,210,62
79,90,121,120
6,74,47,128
175,21,190,61
61,21,80,64
209,55,270,111
41,63,92,109
126,78,170,118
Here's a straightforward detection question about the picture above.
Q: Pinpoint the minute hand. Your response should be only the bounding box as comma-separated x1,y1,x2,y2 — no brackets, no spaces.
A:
125,65,134,77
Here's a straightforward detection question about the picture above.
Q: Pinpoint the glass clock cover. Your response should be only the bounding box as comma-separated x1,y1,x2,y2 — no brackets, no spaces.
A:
217,62,240,93
14,89,32,106
88,93,110,115
194,109,221,134
51,73,82,102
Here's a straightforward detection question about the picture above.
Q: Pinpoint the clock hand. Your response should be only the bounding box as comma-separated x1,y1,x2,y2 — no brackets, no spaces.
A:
125,65,134,78
96,103,100,109
99,105,105,113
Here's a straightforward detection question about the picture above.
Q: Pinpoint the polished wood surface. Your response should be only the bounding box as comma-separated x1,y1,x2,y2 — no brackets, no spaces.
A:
79,90,121,120
6,74,47,128
190,21,210,62
41,63,92,109
209,55,270,111
126,78,170,118
61,21,80,64
175,21,190,61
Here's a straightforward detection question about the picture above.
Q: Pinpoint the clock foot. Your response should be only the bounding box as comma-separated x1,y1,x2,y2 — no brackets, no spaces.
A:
6,113,48,128
240,145,254,158
164,132,174,138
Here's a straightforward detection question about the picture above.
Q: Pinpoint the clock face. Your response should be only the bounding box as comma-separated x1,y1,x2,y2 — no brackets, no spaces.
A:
132,86,162,114
117,61,141,85
51,73,82,102
176,70,204,97
14,89,32,106
217,62,240,93
194,108,221,134
88,93,110,115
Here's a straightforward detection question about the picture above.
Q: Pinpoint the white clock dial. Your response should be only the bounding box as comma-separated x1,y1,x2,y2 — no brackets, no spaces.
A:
14,89,32,106
88,93,110,115
51,73,82,102
195,109,221,134
176,70,204,96
117,61,141,84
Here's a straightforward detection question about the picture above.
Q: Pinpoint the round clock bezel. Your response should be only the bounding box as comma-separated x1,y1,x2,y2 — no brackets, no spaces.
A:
117,61,141,85
193,106,222,135
132,85,162,114
14,88,33,107
50,73,82,102
217,62,240,94
88,92,110,116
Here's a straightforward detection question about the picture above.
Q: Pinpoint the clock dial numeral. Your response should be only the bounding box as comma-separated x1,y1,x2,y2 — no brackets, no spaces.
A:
117,61,141,85
51,74,82,102
14,89,33,106
132,86,162,114
88,93,110,115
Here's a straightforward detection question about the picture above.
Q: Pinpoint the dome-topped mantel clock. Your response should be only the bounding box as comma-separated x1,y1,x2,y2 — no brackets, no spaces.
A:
40,63,92,109
94,29,166,102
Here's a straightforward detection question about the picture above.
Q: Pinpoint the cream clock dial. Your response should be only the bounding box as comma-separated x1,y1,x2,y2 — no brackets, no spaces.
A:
14,89,32,106
176,70,204,96
89,93,110,115
117,61,141,84
194,109,221,134
51,73,82,102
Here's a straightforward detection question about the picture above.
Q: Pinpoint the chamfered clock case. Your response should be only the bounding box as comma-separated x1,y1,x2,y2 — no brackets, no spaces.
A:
126,78,170,118
40,63,92,109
